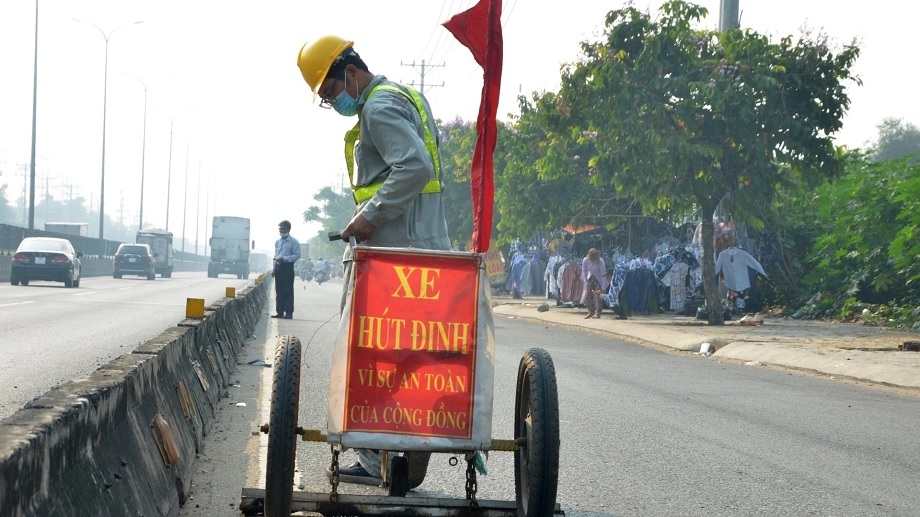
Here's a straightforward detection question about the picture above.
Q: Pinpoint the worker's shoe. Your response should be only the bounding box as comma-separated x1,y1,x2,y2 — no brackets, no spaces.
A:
326,461,382,486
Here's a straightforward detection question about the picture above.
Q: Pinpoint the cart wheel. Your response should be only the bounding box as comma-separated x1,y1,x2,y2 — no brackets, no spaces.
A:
514,348,560,517
387,456,409,497
265,336,302,517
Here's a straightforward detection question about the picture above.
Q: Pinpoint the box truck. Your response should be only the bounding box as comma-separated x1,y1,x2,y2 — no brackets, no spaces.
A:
136,228,174,277
209,216,251,279
249,251,271,274
45,222,89,237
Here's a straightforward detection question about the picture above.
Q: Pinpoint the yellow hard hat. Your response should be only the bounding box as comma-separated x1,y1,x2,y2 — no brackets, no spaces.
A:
297,35,354,96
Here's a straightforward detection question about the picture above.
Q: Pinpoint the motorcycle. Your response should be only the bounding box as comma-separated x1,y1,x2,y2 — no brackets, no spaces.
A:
314,268,329,285
298,268,313,283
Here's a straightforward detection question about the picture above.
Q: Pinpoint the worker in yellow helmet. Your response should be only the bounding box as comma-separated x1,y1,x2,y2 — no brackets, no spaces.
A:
297,35,450,489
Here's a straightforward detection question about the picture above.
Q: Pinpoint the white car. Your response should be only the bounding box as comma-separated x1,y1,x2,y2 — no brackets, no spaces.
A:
10,237,83,288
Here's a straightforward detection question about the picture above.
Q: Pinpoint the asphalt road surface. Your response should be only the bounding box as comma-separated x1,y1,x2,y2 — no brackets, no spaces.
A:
181,277,920,517
0,271,257,421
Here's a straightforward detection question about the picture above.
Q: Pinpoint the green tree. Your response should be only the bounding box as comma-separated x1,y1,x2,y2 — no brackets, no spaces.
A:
439,117,514,249
496,91,624,244
302,186,354,258
438,118,475,248
0,183,18,224
871,117,920,163
545,0,860,323
807,155,920,305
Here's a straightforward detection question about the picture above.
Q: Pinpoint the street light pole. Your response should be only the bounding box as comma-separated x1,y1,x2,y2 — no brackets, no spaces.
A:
182,143,189,253
166,120,173,232
195,160,201,255
122,74,150,232
28,0,38,230
203,167,210,258
73,19,143,240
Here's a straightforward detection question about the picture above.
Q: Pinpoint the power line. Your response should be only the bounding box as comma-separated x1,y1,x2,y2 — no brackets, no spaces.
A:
400,60,445,95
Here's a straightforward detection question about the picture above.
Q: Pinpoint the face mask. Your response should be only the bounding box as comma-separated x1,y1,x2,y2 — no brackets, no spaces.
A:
333,72,359,117
279,231,289,238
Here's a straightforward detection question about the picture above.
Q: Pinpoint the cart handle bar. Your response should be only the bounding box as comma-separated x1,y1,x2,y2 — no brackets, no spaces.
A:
328,231,358,248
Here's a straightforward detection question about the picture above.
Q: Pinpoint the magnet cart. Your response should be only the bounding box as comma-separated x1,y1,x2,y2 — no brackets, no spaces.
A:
241,235,562,516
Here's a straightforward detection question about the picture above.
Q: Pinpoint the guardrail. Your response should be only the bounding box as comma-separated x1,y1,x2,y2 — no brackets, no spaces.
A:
0,273,272,516
0,223,212,259
0,255,210,282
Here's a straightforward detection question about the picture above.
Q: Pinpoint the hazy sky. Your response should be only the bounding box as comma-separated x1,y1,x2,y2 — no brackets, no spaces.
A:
1,0,917,252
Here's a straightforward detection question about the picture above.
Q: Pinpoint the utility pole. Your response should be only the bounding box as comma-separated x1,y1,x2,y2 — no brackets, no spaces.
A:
400,60,444,95
719,0,740,30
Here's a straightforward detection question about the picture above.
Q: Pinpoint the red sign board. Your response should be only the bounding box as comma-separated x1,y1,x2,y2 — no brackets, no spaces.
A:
343,249,481,439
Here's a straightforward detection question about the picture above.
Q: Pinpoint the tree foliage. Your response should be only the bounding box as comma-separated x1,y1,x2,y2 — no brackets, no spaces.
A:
301,186,354,258
495,91,630,244
438,118,476,247
871,117,920,163
0,183,18,224
807,155,920,304
536,0,860,323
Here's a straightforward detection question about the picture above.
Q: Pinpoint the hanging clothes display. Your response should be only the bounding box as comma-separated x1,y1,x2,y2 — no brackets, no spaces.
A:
714,246,767,292
661,261,690,311
544,255,564,299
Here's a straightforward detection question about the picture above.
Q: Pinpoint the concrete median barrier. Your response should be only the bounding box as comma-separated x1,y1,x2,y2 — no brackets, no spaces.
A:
0,276,271,516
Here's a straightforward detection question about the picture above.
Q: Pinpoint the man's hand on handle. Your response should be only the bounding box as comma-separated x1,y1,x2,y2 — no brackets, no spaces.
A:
342,214,377,243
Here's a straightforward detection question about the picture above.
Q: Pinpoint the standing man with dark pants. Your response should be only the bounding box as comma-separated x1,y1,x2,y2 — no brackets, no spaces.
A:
272,220,301,319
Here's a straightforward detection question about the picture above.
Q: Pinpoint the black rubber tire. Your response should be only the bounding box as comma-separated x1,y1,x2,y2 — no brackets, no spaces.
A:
20,279,29,286
264,335,302,517
514,348,560,517
387,456,409,497
73,275,80,288
10,276,18,286
64,275,73,288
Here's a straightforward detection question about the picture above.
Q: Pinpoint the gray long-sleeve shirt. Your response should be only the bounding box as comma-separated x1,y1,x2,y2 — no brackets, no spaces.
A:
346,75,451,257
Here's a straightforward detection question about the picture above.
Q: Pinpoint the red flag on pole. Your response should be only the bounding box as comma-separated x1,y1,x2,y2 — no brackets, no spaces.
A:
443,0,503,253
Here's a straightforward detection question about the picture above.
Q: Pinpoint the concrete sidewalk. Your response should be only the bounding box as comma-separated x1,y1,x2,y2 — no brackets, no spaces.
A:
491,296,920,391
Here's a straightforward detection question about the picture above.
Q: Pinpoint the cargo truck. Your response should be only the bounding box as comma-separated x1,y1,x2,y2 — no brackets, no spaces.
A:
136,228,174,277
209,216,251,279
249,251,271,274
45,222,89,237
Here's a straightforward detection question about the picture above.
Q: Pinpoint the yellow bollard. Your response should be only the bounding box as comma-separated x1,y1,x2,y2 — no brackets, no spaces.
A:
186,298,205,319
226,287,236,298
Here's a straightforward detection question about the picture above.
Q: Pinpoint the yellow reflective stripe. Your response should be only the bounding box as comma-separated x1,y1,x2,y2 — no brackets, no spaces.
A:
353,178,441,204
343,83,441,204
344,122,360,188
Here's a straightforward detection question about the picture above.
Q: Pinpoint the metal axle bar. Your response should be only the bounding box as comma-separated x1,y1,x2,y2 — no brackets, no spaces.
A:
294,428,521,451
240,488,565,516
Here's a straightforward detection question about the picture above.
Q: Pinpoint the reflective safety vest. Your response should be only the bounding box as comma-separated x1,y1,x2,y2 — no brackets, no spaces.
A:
344,83,442,204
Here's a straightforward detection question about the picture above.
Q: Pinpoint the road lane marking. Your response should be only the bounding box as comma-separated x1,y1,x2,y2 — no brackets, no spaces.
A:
0,301,35,308
73,291,98,296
